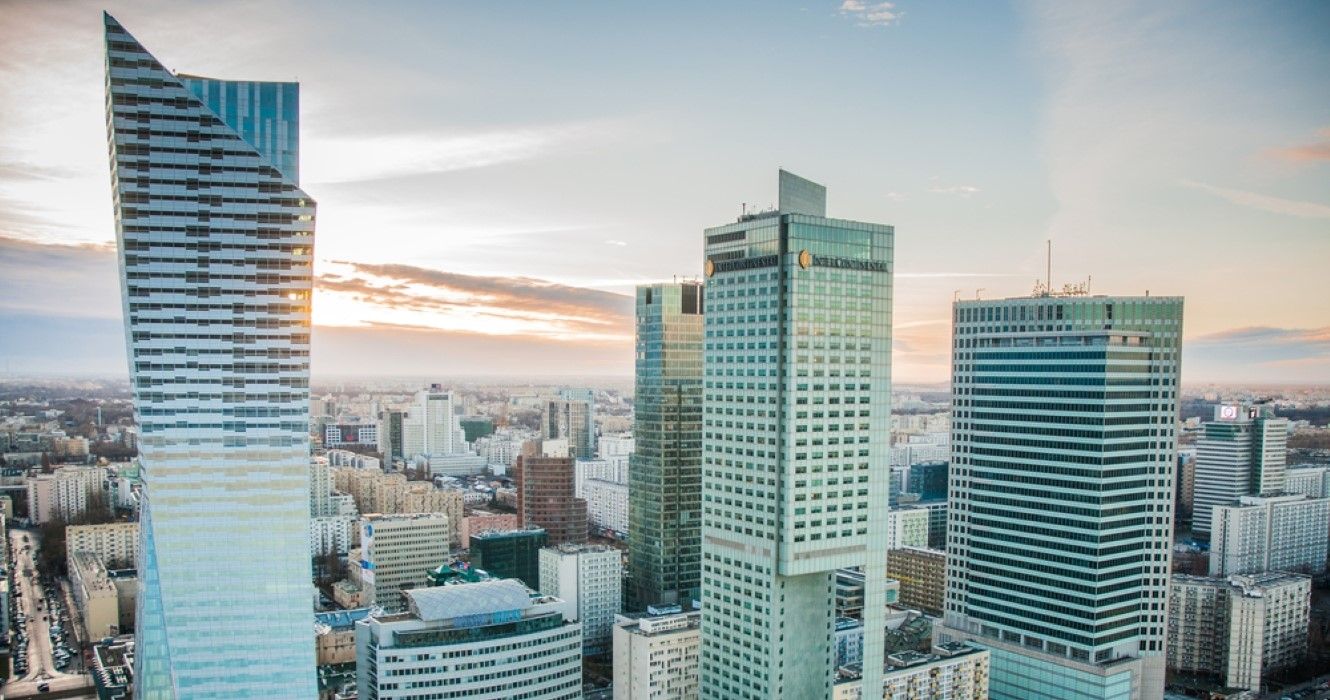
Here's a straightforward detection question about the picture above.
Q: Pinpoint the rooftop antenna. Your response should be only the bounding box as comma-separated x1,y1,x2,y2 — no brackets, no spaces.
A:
975,288,985,300
741,202,747,217
953,290,961,303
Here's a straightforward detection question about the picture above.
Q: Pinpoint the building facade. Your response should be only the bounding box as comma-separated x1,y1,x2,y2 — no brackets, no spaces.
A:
1168,573,1311,691
105,15,317,697
515,455,587,545
360,513,451,612
613,611,702,700
628,281,705,610
539,543,623,655
700,171,894,698
886,547,946,616
586,477,630,538
1209,494,1330,576
941,294,1183,700
67,522,140,568
26,466,109,524
1193,404,1289,539
355,580,583,700
470,528,547,590
832,643,991,700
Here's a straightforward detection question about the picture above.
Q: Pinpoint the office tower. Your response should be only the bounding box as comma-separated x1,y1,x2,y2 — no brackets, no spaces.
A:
941,294,1183,700
539,543,623,654
1208,494,1330,575
613,610,702,700
1168,573,1311,691
355,581,583,700
906,460,948,501
104,15,317,697
700,170,894,699
628,281,704,609
833,643,991,700
544,394,595,459
377,408,406,461
469,528,548,589
515,455,588,545
1193,403,1289,539
886,546,946,616
360,513,451,612
401,385,462,459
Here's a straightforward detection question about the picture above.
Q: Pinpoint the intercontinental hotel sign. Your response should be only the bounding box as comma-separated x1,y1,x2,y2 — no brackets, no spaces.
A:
706,250,887,277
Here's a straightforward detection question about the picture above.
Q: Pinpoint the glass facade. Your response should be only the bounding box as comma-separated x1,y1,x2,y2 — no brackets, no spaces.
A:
105,14,317,698
700,172,893,699
628,282,704,610
942,294,1183,700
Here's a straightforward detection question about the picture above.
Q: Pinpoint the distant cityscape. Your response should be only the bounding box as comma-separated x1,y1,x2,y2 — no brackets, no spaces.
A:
0,8,1327,700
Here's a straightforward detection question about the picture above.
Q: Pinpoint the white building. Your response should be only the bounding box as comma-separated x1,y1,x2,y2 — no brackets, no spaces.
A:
356,580,583,700
324,423,379,449
597,434,635,459
1169,573,1311,691
1194,404,1289,538
833,642,991,700
1286,465,1330,498
326,449,381,471
360,513,451,612
26,466,108,524
585,478,629,538
401,385,465,460
310,457,333,517
539,543,622,654
1210,494,1330,576
613,611,701,700
67,522,139,568
575,456,630,498
310,516,354,557
885,507,929,550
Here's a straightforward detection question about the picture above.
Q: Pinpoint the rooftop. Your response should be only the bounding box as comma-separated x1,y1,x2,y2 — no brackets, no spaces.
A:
405,579,533,622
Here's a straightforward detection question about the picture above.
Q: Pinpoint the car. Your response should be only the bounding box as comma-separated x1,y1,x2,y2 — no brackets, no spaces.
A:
37,682,49,692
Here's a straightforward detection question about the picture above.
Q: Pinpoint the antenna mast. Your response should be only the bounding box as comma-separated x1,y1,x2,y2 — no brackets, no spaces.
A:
1046,239,1052,295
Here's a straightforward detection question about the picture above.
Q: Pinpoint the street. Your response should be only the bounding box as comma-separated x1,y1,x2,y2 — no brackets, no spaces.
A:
5,527,94,698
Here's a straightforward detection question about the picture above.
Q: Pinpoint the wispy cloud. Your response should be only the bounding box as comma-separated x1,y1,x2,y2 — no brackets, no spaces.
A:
1186,326,1330,383
1267,126,1330,163
315,261,633,342
1181,179,1330,219
838,0,902,27
303,119,631,185
927,184,980,197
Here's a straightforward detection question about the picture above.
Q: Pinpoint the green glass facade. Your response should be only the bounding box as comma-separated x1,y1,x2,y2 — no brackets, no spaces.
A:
941,294,1183,700
628,282,704,610
700,171,894,699
470,528,547,591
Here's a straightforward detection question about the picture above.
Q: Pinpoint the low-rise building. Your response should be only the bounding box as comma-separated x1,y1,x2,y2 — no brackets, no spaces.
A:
91,635,134,699
315,607,373,667
833,642,990,700
470,528,547,590
460,512,519,549
1169,572,1311,691
70,550,122,639
355,580,583,700
613,610,701,700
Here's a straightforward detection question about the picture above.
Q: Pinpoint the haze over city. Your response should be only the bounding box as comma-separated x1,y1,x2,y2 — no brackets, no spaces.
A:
1,0,1327,383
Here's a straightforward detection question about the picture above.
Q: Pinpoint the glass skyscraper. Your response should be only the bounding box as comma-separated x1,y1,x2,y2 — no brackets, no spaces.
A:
628,281,704,610
104,14,317,698
700,171,893,699
940,294,1183,700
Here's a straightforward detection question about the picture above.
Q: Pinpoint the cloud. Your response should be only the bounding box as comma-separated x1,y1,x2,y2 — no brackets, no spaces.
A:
1185,326,1330,383
927,185,980,197
302,120,631,185
316,260,633,341
839,0,902,27
1181,179,1330,219
0,235,120,319
1268,127,1330,163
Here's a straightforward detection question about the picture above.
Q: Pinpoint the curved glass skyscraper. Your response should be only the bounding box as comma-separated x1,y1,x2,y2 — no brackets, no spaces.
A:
104,14,317,698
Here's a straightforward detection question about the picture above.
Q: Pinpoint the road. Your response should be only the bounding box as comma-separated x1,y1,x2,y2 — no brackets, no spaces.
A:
5,527,94,698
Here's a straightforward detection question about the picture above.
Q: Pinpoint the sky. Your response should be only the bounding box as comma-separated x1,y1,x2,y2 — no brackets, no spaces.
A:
0,0,1327,383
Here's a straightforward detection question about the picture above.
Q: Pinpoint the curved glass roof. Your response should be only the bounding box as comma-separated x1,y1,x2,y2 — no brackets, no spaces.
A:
406,580,532,622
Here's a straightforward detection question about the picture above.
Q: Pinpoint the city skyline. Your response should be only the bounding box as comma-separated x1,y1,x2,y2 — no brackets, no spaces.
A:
2,1,1329,385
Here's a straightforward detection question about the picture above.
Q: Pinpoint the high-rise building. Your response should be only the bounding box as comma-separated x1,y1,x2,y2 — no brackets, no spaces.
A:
360,513,451,612
469,528,548,590
377,408,406,462
1285,465,1330,499
544,392,595,459
1208,494,1330,576
515,455,588,545
628,281,704,610
355,581,583,700
885,507,929,550
26,465,108,524
940,294,1183,700
539,543,623,654
613,610,702,700
1168,572,1311,691
401,385,463,460
104,15,317,697
1193,403,1289,539
700,170,894,699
